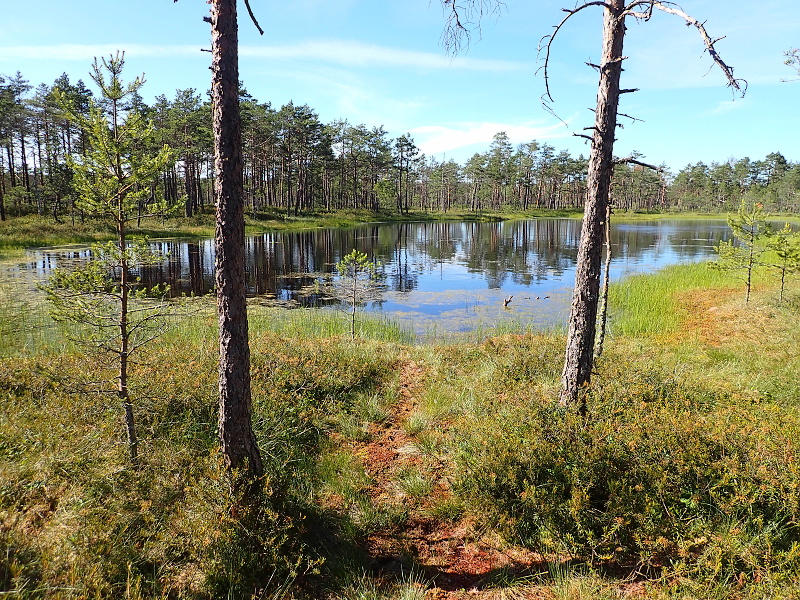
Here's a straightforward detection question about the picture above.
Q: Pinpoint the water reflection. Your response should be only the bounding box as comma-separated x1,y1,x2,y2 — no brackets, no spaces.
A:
17,219,730,333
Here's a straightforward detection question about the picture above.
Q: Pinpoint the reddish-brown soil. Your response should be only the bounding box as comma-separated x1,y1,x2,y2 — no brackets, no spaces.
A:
342,359,549,598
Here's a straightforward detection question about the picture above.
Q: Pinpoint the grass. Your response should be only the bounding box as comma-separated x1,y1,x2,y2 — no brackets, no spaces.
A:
607,261,737,336
2,248,800,597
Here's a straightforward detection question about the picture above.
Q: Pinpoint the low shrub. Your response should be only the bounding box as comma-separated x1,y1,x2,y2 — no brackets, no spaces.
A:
451,361,800,583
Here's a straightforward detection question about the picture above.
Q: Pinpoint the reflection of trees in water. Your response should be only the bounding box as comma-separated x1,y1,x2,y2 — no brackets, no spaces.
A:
386,223,419,293
612,221,729,261
29,219,727,300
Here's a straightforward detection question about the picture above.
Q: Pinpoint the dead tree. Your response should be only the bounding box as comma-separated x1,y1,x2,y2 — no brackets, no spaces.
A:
438,1,742,406
542,0,745,406
594,200,613,361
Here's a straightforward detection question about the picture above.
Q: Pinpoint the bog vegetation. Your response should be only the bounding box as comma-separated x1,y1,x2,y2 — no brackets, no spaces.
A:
2,53,800,600
2,206,800,599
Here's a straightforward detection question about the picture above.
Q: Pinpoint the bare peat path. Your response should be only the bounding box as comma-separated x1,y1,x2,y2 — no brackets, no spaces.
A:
355,357,546,599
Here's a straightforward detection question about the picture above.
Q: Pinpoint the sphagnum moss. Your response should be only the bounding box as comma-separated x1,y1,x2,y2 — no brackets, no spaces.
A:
2,262,800,598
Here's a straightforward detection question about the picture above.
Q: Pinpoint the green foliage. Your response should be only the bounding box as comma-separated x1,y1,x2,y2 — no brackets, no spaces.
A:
765,223,800,303
56,56,172,219
42,239,170,349
41,54,176,462
609,262,733,336
713,200,770,302
451,360,800,582
336,249,383,339
3,246,800,597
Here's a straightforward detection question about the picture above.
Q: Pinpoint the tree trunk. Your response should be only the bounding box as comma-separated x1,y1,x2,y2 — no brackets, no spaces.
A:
594,202,613,360
117,217,137,462
560,0,625,406
211,0,264,480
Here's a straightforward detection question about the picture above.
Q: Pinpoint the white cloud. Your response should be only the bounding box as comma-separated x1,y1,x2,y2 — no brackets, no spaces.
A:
0,40,529,72
411,120,573,157
705,97,750,116
0,44,201,62
0,40,528,72
240,39,527,71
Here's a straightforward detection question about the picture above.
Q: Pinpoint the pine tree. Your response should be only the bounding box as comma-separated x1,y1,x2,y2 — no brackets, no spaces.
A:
713,200,769,303
43,53,174,462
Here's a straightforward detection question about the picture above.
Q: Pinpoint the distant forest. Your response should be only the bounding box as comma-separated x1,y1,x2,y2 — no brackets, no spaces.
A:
1,69,799,221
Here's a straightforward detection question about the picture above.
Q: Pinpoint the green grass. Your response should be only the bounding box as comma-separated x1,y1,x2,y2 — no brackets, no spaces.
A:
608,261,738,336
3,251,800,598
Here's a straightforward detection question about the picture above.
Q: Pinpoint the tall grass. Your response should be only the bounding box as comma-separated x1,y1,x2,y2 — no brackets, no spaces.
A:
249,305,415,344
4,241,800,598
608,261,737,336
0,280,71,357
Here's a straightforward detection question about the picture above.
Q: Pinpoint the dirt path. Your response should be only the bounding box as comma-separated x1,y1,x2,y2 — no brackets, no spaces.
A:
354,359,545,599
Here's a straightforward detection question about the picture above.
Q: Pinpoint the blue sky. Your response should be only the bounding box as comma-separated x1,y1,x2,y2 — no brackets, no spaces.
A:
1,0,797,173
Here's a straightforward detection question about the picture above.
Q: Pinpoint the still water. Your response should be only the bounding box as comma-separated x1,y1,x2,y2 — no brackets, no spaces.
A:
18,219,730,334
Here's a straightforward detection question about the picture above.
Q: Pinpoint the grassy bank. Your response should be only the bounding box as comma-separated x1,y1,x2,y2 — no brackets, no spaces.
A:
1,209,794,256
1,258,800,598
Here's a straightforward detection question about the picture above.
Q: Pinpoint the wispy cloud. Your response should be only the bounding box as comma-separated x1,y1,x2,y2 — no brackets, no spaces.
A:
0,44,201,62
1,39,528,72
242,39,527,71
705,97,750,115
411,120,573,157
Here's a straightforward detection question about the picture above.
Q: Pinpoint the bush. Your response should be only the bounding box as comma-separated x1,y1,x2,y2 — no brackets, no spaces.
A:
451,359,800,582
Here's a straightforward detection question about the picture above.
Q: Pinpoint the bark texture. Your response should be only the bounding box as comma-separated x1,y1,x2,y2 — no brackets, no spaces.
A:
560,0,625,406
212,0,264,478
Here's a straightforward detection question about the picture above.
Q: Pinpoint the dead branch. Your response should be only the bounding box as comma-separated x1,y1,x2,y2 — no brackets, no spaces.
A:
613,156,663,171
617,111,643,123
537,2,612,104
782,47,800,82
440,0,506,55
625,0,654,20
179,0,263,35
243,0,264,35
626,1,746,94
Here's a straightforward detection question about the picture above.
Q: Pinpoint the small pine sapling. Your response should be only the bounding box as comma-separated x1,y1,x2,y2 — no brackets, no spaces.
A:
336,249,383,339
713,200,770,303
43,53,175,462
765,224,800,304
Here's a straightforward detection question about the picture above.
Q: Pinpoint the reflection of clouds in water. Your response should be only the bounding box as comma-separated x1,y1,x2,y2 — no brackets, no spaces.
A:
378,288,572,335
12,219,728,337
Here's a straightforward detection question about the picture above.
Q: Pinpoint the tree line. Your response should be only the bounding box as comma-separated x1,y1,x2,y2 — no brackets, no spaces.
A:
3,69,797,222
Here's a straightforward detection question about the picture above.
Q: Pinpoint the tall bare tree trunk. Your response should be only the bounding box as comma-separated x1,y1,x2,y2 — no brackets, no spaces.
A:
594,202,613,361
560,0,625,406
211,0,264,479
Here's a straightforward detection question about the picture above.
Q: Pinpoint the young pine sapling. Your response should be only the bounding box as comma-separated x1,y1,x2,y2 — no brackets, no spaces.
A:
765,223,800,304
43,53,174,462
336,249,383,339
713,200,770,303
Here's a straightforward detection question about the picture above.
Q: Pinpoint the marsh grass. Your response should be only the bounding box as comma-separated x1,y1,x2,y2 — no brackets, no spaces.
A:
608,261,738,336
394,465,434,500
333,570,429,600
249,305,415,344
3,251,800,598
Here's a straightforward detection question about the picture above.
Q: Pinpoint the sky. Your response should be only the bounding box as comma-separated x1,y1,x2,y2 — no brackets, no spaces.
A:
1,0,798,173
